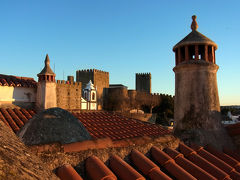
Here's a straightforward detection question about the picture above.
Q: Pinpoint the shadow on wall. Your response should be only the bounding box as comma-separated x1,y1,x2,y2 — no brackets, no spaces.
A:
174,109,235,150
12,87,36,108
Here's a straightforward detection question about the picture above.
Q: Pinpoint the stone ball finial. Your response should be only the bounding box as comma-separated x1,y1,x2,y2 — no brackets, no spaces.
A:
191,15,198,31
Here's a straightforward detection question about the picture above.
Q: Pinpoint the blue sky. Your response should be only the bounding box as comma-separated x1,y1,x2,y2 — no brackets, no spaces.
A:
0,0,240,105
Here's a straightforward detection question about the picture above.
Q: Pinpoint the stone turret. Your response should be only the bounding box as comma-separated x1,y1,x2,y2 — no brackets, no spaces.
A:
173,16,234,149
36,54,57,110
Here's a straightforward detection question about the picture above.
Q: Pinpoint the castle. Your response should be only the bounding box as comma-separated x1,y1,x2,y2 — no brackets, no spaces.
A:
0,54,160,113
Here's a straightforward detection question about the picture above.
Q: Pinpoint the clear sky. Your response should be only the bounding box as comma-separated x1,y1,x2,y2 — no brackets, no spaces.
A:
0,0,240,105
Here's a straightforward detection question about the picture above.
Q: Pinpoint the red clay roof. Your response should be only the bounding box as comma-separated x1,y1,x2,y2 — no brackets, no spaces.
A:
226,123,240,137
73,111,171,141
1,110,170,142
0,74,37,88
56,144,240,180
0,108,36,133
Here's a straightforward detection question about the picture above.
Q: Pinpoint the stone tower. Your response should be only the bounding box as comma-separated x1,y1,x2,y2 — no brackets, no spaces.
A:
36,54,56,110
173,16,233,149
136,73,151,93
76,69,109,110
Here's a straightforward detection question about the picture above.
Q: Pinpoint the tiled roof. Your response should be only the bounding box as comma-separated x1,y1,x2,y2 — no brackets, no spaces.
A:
72,111,171,141
226,123,240,137
0,74,37,88
173,30,217,51
0,108,36,133
56,143,240,180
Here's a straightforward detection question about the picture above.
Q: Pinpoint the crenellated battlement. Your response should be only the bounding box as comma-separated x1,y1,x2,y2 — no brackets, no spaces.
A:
56,80,81,86
136,72,151,77
77,69,109,75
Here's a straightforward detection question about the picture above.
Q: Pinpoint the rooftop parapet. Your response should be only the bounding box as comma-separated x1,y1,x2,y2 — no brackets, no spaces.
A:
77,69,109,74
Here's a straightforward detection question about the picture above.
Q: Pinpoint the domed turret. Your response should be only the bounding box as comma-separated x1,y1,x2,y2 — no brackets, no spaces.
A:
173,15,217,65
173,16,234,149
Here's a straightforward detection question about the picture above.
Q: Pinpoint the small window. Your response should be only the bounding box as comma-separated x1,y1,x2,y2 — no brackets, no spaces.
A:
92,92,95,101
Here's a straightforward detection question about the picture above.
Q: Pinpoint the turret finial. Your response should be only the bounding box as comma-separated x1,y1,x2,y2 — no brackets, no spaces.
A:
191,15,198,31
45,54,50,66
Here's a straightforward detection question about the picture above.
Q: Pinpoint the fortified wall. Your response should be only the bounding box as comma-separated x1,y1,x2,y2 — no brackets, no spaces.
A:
104,86,162,112
56,80,82,110
76,69,109,109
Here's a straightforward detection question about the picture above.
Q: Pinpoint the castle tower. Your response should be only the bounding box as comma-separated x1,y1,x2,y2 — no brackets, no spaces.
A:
136,73,151,93
36,54,57,110
76,69,109,110
173,16,233,149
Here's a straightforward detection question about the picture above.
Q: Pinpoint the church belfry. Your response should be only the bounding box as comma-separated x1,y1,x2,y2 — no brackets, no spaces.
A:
36,54,57,110
172,16,233,149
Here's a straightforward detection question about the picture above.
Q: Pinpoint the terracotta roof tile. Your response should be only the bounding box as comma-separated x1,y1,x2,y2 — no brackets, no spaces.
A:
179,143,231,180
130,149,172,180
85,156,117,180
151,146,196,180
164,147,217,180
56,143,240,180
223,147,240,162
0,74,37,88
191,144,240,179
20,108,33,119
0,111,11,128
56,164,83,180
74,112,171,141
13,108,28,124
7,108,24,128
0,108,20,132
0,108,35,133
226,123,240,136
205,145,240,173
109,155,145,180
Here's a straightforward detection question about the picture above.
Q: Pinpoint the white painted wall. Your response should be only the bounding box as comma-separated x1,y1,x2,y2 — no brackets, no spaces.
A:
90,102,97,110
81,97,87,110
0,86,36,103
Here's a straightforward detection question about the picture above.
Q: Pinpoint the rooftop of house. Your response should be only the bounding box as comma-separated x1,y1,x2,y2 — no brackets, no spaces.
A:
0,108,171,143
0,74,37,88
55,143,240,180
72,111,171,141
1,107,240,179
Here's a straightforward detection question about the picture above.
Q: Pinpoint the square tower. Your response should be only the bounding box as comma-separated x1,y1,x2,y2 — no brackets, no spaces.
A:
76,69,109,109
135,73,151,93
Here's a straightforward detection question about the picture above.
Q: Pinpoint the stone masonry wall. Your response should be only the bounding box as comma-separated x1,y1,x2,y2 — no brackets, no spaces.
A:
56,80,81,110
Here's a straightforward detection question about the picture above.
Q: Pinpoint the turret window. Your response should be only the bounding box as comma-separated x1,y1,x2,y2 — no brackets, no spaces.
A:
92,92,95,101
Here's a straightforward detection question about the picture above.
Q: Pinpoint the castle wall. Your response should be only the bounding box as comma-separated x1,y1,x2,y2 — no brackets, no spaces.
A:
0,86,36,108
76,69,109,110
56,80,82,110
136,73,151,93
